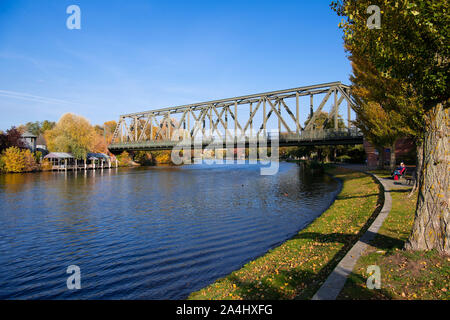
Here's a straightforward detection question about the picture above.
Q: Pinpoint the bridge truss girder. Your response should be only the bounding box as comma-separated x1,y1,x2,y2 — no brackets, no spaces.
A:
109,81,356,149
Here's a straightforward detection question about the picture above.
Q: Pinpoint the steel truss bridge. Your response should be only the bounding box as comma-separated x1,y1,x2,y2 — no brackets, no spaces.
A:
108,82,363,154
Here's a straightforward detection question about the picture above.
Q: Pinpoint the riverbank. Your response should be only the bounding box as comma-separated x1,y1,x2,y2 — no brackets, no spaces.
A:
337,171,450,300
188,166,382,300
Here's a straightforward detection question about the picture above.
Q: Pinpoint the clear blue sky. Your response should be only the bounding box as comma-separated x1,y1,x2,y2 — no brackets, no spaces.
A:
0,0,351,130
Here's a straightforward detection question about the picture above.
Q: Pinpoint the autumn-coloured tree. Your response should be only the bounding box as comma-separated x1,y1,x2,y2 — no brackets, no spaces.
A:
41,120,56,133
0,155,4,173
350,50,424,174
0,127,27,153
91,134,108,154
1,147,38,173
103,121,117,135
332,0,449,253
40,159,53,171
116,151,133,166
23,149,39,171
1,147,26,172
135,118,181,141
353,101,403,170
45,113,96,160
103,120,117,145
150,150,172,164
133,151,153,166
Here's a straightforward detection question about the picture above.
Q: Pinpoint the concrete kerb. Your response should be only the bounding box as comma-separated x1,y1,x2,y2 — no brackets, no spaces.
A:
311,168,392,300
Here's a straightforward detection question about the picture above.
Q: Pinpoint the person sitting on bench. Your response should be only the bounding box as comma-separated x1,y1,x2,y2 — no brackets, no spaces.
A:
392,162,406,180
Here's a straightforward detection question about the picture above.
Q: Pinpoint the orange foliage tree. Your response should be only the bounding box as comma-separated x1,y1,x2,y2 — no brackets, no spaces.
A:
1,147,38,173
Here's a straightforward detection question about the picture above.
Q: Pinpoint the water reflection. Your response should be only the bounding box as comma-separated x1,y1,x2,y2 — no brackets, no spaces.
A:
0,162,339,299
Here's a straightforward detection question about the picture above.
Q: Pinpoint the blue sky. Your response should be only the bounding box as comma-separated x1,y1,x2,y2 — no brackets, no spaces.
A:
0,0,351,130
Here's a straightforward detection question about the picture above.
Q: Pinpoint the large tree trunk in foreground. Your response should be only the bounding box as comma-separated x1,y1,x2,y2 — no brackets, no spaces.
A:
405,103,449,254
408,141,423,197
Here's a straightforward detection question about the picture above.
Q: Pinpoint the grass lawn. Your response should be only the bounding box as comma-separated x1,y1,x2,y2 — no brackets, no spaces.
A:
338,181,450,300
189,166,382,300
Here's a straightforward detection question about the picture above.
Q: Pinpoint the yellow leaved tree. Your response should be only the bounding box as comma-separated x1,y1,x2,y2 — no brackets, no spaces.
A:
45,113,96,160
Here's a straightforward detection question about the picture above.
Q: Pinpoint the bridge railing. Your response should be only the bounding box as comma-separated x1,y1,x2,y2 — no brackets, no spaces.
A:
281,127,362,141
108,128,363,152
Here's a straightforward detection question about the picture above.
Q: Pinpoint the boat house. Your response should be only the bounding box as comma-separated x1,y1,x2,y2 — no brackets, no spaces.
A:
44,152,117,171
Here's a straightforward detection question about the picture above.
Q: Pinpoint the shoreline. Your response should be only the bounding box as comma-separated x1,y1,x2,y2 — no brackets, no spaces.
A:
0,158,297,176
188,166,382,300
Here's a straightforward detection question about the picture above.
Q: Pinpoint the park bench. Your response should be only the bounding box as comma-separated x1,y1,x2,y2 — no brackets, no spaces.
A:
403,169,416,185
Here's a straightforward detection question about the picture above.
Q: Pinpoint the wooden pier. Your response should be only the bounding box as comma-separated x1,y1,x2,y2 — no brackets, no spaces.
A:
45,152,119,172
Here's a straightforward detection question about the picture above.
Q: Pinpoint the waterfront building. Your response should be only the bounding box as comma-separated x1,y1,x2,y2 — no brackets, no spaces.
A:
44,152,114,171
21,131,37,152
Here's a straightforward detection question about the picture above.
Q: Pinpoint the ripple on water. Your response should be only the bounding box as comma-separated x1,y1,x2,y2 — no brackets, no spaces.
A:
0,162,340,299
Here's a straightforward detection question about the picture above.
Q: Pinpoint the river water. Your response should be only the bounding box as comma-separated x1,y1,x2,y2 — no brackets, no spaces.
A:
0,161,340,299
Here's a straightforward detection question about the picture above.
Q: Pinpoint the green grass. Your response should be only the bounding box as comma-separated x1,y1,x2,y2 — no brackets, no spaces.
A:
338,185,450,300
188,167,381,300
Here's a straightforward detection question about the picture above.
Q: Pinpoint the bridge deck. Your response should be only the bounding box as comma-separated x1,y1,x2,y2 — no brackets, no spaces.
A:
108,129,363,153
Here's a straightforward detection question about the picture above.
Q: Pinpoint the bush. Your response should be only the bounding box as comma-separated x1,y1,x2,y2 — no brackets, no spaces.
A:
1,147,39,173
117,151,133,166
40,159,53,171
133,151,154,166
23,149,39,171
151,151,172,164
1,147,26,172
336,154,352,163
34,151,42,164
0,155,5,173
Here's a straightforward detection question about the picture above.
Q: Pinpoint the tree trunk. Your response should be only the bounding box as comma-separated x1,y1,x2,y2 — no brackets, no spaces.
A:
408,141,423,197
377,147,384,169
405,103,449,254
390,143,396,171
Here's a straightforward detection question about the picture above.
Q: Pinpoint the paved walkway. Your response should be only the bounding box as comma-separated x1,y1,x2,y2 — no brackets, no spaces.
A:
339,163,413,190
379,176,412,190
311,168,393,300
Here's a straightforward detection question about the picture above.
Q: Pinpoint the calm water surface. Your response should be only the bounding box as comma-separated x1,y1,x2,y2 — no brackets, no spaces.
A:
0,162,340,299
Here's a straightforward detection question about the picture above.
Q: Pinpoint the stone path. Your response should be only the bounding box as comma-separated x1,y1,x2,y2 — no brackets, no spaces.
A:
339,163,413,190
311,169,393,300
379,176,412,190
